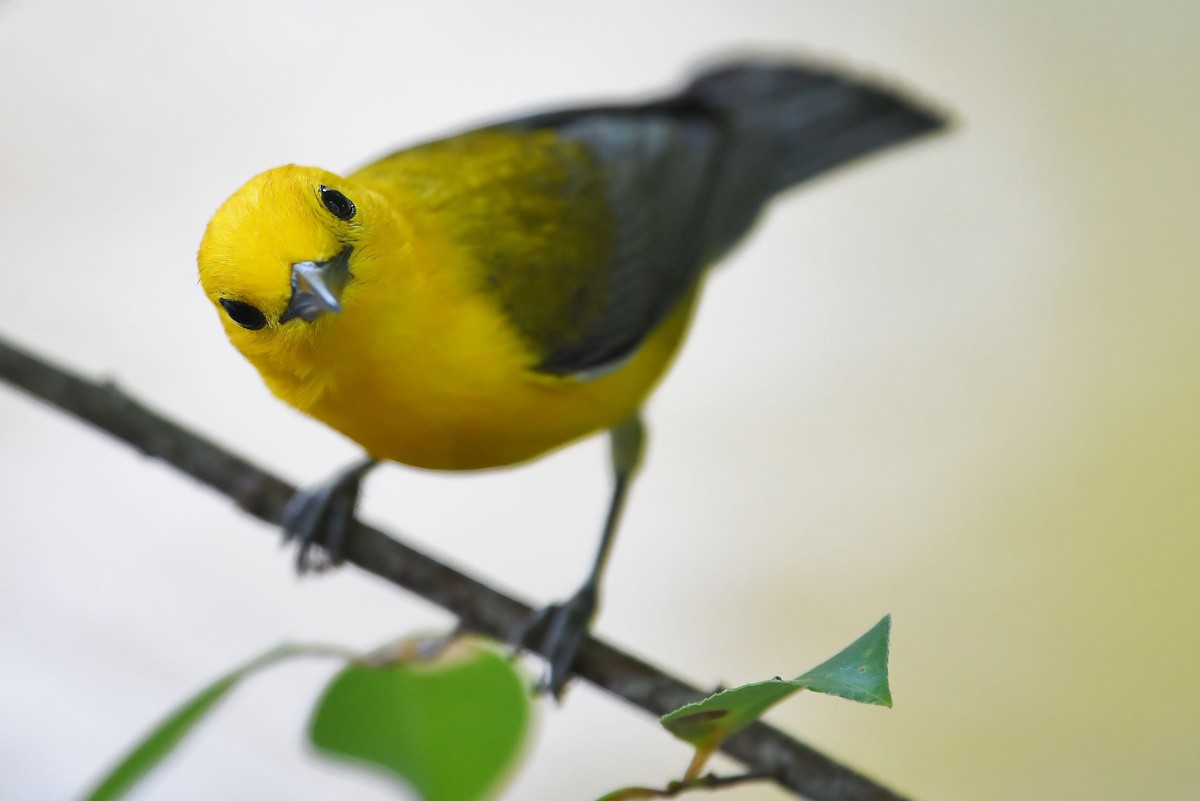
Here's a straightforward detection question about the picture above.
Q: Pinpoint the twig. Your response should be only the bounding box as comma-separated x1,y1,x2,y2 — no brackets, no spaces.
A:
0,333,912,801
607,770,773,799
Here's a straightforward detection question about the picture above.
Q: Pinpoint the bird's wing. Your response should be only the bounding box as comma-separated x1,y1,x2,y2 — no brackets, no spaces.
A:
369,106,727,377
500,103,727,375
498,61,947,375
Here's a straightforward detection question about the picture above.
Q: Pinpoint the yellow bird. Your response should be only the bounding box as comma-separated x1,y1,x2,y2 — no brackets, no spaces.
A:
197,60,944,694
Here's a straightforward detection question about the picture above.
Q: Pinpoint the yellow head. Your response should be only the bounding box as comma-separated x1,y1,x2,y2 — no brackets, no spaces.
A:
197,165,391,404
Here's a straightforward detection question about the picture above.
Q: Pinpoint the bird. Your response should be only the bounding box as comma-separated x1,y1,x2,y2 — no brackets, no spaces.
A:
197,58,945,696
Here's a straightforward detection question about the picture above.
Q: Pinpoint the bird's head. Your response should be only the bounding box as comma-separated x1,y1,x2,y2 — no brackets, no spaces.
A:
197,164,381,372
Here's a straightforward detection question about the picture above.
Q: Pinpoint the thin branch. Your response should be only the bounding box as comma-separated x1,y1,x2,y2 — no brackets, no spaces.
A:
0,333,913,801
607,771,774,800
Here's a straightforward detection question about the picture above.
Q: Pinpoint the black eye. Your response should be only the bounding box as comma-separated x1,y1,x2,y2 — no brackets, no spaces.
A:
220,298,267,330
319,185,356,221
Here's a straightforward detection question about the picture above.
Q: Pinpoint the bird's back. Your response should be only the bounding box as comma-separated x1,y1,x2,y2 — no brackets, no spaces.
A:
357,61,944,379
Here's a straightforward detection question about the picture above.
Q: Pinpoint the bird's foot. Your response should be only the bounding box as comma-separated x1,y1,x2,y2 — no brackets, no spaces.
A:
520,582,599,699
280,458,376,573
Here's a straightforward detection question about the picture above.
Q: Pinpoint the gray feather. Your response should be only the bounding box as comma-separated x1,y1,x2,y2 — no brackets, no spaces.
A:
503,60,946,376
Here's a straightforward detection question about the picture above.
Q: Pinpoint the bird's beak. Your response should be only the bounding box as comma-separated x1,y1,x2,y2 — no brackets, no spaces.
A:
280,246,352,323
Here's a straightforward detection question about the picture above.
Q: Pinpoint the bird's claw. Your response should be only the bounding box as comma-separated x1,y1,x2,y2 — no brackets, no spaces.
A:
280,459,375,574
520,583,599,699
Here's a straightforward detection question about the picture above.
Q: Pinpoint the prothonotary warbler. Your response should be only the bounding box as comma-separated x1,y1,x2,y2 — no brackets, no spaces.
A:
197,59,945,695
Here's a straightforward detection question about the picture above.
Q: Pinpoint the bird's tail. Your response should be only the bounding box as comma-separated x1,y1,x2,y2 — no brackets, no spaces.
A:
684,59,947,195
679,60,946,259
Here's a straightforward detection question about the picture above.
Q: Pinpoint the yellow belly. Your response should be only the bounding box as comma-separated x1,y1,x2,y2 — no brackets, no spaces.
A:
296,283,698,471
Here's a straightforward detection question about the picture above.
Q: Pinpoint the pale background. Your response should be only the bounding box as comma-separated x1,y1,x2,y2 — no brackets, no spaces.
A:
2,1,1198,799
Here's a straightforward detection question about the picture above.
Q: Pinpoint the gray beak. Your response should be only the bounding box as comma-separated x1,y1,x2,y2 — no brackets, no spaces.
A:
280,246,352,323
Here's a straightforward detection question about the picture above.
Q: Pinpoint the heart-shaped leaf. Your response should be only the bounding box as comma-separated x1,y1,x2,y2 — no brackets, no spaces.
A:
310,635,532,801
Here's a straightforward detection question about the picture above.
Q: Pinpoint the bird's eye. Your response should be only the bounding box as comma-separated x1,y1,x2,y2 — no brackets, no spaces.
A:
220,298,267,330
319,185,356,221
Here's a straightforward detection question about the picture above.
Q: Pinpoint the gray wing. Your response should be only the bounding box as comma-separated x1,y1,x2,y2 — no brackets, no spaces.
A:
504,102,728,375
501,61,945,376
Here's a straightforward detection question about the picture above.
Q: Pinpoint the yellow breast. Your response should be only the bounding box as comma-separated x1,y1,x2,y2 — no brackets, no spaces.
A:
297,213,698,470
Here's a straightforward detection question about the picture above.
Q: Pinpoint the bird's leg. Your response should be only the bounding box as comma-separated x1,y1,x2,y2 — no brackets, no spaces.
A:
281,456,379,573
525,414,645,698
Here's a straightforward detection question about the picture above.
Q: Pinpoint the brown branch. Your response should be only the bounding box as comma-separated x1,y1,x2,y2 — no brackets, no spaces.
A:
0,333,913,801
607,770,774,799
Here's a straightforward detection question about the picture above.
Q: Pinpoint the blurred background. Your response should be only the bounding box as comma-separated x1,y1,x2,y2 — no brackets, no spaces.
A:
2,1,1198,799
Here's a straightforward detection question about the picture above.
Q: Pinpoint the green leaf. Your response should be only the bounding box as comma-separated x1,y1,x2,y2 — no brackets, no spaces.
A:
309,635,533,801
661,616,892,751
661,681,797,749
81,643,315,801
795,614,892,706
